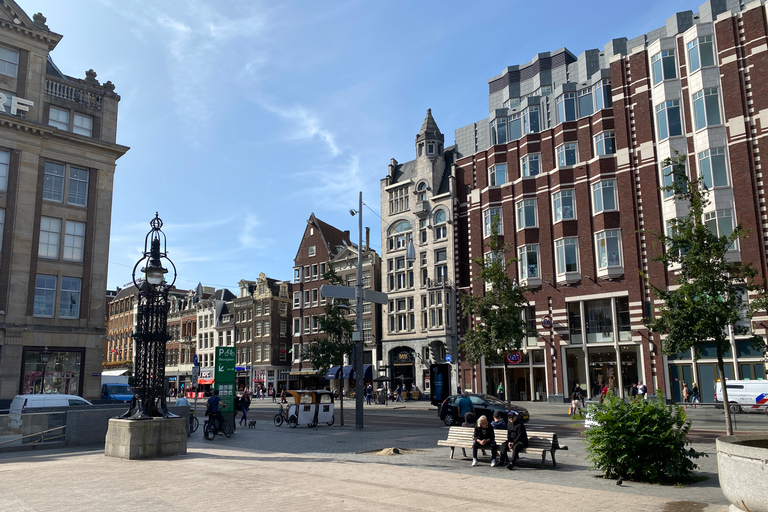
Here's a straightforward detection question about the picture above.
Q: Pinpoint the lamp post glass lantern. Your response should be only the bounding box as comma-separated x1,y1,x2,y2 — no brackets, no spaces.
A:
122,213,177,420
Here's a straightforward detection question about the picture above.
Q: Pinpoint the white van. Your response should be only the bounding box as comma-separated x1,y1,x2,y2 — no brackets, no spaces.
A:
8,394,93,428
714,380,768,414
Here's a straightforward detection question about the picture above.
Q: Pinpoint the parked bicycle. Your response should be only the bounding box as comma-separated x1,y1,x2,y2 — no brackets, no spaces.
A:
203,413,232,440
189,409,199,433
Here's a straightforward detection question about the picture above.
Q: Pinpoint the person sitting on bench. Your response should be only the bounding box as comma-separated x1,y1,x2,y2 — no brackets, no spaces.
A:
503,410,528,470
472,415,498,467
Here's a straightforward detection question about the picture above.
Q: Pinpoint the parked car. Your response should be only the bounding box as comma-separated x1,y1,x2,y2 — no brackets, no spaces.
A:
438,393,529,426
715,380,768,414
8,394,93,429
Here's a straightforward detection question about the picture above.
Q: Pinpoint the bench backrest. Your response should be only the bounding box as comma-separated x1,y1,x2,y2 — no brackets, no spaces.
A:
446,426,556,445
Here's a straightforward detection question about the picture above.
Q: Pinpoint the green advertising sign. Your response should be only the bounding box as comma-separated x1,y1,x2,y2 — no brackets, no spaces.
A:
214,346,236,414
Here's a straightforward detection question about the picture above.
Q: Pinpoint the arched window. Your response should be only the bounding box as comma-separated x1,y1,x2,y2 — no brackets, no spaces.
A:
417,182,428,202
388,220,412,251
433,210,447,240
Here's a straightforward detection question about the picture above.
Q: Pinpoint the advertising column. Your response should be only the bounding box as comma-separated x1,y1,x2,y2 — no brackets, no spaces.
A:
215,346,236,430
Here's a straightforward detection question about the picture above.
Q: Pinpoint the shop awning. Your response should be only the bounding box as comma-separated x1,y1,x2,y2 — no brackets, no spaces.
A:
361,364,373,380
339,365,373,380
325,366,341,380
341,365,354,379
198,378,214,385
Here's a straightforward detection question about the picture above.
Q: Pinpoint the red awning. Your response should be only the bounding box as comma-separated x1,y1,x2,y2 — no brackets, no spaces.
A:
198,378,214,385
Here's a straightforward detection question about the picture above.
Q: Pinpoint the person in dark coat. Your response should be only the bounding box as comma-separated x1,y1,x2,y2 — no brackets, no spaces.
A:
504,410,528,470
471,415,498,467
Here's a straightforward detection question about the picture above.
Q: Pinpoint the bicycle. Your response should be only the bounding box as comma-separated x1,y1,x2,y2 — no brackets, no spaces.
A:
189,409,199,433
203,413,232,440
273,403,298,428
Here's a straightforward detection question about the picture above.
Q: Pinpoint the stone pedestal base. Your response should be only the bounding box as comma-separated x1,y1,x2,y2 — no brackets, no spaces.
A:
717,435,768,512
105,417,187,460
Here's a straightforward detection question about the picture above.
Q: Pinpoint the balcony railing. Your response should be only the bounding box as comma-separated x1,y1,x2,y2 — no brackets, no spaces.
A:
45,78,102,109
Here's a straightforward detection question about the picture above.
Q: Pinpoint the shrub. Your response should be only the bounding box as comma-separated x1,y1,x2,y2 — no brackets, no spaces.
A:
583,391,706,484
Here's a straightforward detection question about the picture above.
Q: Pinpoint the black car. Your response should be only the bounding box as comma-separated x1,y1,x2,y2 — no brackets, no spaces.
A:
438,393,530,425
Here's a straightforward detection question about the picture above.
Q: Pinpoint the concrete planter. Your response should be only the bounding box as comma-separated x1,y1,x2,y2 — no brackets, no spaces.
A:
717,435,768,512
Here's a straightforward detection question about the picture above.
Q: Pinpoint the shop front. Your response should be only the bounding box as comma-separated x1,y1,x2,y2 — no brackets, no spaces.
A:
390,347,415,392
485,349,547,402
21,346,84,395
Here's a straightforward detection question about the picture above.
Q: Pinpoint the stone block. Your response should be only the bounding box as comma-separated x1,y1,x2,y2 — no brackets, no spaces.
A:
104,417,186,460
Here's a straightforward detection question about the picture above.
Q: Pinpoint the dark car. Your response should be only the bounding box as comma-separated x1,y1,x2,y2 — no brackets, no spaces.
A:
438,393,529,426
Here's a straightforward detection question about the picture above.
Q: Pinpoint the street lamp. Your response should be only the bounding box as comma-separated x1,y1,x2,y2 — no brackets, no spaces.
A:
350,192,414,428
39,346,51,394
122,213,177,420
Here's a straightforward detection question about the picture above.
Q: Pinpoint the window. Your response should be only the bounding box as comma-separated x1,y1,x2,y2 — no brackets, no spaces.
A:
655,100,683,139
594,80,612,111
705,210,736,249
516,199,537,230
280,303,287,315
435,249,448,285
49,107,69,131
555,238,580,275
363,319,372,342
387,220,412,251
312,264,318,280
491,117,507,145
264,320,270,335
521,153,540,177
39,216,61,259
389,186,409,214
557,92,576,123
595,230,622,269
594,131,616,156
483,207,502,237
556,142,578,167
660,162,687,199
255,322,262,337
293,291,300,309
59,277,81,318
43,162,65,202
523,106,539,134
292,343,301,362
0,149,8,192
293,317,301,335
553,190,575,222
308,245,316,257
73,114,92,137
303,265,310,281
489,163,507,186
280,320,287,336
699,147,729,189
312,289,318,306
63,221,86,261
293,267,301,283
303,290,310,307
34,274,57,317
68,167,88,206
433,210,447,240
518,244,540,280
692,88,721,130
419,218,427,244
428,290,443,328
592,179,617,213
688,35,715,72
508,112,522,141
651,49,676,84
303,316,310,334
0,45,18,77
577,87,593,118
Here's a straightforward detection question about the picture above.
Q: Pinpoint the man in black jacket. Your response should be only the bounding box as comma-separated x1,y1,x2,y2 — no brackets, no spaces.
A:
472,415,498,467
504,410,528,470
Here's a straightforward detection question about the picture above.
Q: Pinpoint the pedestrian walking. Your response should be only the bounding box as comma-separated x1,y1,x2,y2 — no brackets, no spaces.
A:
691,382,700,408
239,391,251,425
497,382,505,401
682,382,690,407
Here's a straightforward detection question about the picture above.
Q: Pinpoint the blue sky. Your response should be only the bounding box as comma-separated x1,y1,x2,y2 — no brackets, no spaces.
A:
23,0,698,292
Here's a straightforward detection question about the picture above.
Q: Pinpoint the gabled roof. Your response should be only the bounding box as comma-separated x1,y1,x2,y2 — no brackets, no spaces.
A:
0,1,62,50
294,213,351,262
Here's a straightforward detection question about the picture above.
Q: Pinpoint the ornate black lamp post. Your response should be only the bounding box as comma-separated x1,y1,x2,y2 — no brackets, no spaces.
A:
39,346,51,394
123,213,177,420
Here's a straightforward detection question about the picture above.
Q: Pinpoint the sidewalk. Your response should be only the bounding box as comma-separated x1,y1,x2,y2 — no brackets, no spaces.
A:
0,412,729,511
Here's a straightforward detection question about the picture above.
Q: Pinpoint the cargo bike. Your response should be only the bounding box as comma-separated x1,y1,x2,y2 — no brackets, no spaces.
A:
273,390,335,428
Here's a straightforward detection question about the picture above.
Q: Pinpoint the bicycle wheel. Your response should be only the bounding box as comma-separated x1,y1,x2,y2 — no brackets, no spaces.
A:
221,420,232,438
288,415,298,428
273,413,284,427
326,415,335,426
203,420,215,441
308,418,318,428
190,415,199,433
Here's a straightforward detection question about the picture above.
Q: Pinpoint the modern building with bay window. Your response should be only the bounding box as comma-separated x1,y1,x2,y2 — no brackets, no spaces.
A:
0,2,128,402
453,0,768,403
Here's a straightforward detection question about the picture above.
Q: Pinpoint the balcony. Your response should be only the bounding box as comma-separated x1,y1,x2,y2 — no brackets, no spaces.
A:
414,200,430,218
45,78,102,109
427,276,452,288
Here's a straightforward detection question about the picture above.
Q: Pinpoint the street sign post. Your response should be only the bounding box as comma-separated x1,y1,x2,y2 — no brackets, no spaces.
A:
215,346,236,415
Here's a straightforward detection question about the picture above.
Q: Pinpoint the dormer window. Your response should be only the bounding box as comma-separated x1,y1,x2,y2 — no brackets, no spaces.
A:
428,143,435,155
417,182,428,201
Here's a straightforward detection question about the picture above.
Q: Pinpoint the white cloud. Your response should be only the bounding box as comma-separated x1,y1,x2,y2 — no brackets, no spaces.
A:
239,213,261,249
259,102,341,157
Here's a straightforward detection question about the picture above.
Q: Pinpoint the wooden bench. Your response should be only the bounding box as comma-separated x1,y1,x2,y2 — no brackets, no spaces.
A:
437,426,568,468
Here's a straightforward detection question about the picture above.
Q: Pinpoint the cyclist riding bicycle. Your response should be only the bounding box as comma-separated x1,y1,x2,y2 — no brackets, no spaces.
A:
206,390,226,434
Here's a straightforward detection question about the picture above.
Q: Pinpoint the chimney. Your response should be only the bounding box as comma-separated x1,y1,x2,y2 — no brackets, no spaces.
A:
365,227,370,251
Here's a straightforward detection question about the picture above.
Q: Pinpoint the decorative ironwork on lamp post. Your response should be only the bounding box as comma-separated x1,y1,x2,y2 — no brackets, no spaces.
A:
122,213,177,420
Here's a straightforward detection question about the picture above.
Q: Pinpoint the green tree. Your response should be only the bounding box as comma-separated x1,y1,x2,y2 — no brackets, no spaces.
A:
459,214,531,400
645,155,768,435
303,264,355,426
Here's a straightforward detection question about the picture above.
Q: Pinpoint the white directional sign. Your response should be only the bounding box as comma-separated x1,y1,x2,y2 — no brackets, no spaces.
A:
362,289,388,305
320,284,356,300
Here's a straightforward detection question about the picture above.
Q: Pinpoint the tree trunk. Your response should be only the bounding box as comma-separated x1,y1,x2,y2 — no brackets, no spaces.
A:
717,350,733,436
503,360,510,404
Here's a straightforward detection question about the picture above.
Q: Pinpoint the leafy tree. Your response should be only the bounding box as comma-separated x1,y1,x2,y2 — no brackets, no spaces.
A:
584,391,705,484
459,214,531,400
303,264,355,425
645,155,768,435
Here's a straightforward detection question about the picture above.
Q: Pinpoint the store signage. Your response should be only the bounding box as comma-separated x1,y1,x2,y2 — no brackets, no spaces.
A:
541,315,553,329
506,351,522,365
0,92,33,116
